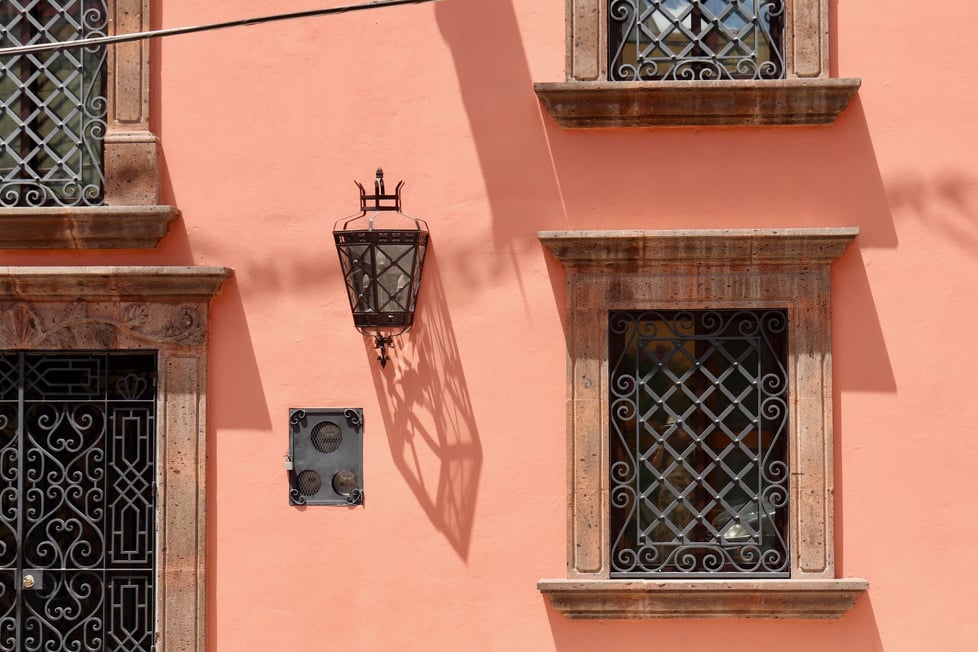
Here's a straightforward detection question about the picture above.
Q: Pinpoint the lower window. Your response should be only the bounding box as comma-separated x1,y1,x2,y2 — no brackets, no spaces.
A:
536,229,869,619
609,310,788,577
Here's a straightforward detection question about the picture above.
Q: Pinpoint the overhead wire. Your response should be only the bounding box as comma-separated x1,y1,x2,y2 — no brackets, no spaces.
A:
0,0,440,57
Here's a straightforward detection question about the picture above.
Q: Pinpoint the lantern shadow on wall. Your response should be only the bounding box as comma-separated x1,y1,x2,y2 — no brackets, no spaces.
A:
369,246,483,560
333,168,430,367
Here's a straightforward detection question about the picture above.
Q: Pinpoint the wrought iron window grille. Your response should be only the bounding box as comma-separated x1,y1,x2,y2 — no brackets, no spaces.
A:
0,1,108,207
608,309,789,577
608,0,785,81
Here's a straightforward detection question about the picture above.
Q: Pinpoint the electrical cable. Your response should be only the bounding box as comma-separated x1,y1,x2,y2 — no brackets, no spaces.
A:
0,0,440,57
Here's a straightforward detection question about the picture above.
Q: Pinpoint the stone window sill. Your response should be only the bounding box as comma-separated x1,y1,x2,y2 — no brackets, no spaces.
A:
0,205,179,249
533,78,861,128
538,578,869,619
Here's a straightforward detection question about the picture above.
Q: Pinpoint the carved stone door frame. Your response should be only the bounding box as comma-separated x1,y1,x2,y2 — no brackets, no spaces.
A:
0,266,232,651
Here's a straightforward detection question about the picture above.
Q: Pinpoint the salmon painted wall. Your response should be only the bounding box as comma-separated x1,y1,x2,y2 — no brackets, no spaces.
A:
6,0,978,649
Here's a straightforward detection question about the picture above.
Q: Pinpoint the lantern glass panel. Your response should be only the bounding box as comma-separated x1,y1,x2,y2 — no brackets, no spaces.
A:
335,231,428,333
375,242,415,312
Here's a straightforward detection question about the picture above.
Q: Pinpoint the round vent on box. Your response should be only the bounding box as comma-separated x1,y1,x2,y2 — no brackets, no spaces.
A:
296,470,323,496
332,469,359,496
310,421,342,454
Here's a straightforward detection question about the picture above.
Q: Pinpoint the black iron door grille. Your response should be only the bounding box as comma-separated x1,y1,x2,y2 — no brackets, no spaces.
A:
609,310,789,577
0,352,156,651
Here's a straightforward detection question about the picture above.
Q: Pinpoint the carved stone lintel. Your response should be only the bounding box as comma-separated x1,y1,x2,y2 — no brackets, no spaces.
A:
0,302,208,348
539,228,860,272
0,267,232,301
0,267,232,349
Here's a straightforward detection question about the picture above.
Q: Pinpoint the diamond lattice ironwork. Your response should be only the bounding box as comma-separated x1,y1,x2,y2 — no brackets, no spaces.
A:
609,309,789,577
0,1,108,206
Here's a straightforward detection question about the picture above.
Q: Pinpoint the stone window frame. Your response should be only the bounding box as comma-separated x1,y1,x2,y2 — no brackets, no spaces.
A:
537,229,869,619
0,266,232,649
0,0,177,249
534,0,861,127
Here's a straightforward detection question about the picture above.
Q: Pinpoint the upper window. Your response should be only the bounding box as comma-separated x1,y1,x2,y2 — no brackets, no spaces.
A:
0,1,107,206
533,0,861,127
536,229,869,619
0,0,177,249
609,0,784,81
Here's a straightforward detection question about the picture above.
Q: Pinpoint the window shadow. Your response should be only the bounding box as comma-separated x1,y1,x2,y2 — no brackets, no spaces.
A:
369,247,483,560
832,245,896,393
208,277,273,431
433,0,569,317
544,589,884,651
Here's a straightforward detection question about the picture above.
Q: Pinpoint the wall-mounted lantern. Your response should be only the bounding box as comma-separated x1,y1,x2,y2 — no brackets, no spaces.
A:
333,168,429,367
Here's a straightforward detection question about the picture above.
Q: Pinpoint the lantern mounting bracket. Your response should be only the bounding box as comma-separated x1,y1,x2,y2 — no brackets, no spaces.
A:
374,335,394,368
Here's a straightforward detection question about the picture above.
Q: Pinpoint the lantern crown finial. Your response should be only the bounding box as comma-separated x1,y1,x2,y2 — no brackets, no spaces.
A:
357,166,403,212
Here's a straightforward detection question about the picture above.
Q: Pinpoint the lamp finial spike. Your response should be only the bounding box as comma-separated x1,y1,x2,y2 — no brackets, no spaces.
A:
375,168,384,196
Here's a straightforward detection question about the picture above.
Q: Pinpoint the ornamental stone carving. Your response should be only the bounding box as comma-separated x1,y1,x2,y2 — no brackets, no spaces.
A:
0,302,207,348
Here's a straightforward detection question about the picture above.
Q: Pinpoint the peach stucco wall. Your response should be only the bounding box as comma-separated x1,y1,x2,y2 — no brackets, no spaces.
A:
5,0,978,650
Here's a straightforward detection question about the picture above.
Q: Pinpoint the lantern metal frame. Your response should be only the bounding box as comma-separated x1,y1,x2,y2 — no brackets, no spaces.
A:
333,168,429,367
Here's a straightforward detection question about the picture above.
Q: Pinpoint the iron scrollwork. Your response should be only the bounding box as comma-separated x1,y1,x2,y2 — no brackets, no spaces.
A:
608,309,789,577
608,0,785,81
0,352,157,649
344,408,363,430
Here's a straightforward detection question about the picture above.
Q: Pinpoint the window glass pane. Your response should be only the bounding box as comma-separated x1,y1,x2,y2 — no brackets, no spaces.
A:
608,0,785,80
608,309,789,577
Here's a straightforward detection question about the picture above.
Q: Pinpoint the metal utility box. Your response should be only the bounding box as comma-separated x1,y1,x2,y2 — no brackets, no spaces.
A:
288,408,363,505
